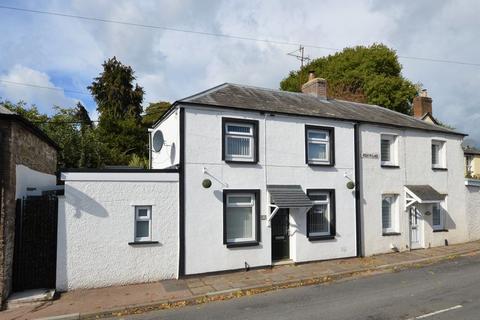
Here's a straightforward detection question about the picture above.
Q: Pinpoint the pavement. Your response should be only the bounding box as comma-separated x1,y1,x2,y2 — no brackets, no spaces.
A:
128,251,480,320
1,240,480,320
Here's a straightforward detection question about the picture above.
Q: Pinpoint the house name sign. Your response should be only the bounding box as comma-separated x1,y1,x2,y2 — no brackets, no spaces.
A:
361,153,379,159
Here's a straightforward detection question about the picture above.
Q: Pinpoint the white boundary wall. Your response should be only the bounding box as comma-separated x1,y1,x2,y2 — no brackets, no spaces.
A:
15,164,56,198
466,180,480,241
57,171,179,291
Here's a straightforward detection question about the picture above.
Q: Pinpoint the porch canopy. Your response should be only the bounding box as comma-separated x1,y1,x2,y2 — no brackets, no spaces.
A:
405,185,446,208
266,185,313,225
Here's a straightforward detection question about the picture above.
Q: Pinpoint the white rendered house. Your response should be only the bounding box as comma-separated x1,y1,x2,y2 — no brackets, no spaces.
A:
58,73,469,289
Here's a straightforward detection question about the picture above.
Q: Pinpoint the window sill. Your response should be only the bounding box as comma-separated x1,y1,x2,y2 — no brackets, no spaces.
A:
382,232,401,236
224,160,258,164
432,167,448,171
128,241,159,245
226,241,259,248
308,235,335,241
307,162,334,167
381,164,400,169
433,229,449,233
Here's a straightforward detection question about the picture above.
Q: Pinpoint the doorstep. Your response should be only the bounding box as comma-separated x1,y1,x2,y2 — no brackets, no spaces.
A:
6,288,56,309
271,259,294,266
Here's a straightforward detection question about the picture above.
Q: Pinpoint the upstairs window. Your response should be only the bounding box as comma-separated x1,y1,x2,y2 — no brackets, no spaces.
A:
380,134,398,166
382,195,398,234
223,118,258,163
466,155,473,176
432,140,446,169
305,126,335,166
307,189,336,240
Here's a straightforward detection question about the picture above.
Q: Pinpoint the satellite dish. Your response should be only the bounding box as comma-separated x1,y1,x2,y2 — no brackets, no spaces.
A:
152,130,165,152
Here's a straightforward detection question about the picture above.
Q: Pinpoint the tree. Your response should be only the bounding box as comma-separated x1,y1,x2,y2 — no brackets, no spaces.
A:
88,57,147,165
142,101,171,128
1,100,107,168
280,44,418,114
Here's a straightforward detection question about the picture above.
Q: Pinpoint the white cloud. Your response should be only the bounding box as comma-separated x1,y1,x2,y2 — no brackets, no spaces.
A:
0,65,80,112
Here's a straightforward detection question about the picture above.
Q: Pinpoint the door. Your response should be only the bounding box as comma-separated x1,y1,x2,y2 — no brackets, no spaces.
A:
13,195,58,291
410,207,423,249
271,208,290,261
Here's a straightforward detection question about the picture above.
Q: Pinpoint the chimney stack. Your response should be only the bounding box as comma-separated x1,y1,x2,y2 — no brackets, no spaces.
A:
301,71,327,99
413,89,433,118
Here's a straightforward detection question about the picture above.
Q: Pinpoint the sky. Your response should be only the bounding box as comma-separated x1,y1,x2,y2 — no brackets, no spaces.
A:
0,0,479,144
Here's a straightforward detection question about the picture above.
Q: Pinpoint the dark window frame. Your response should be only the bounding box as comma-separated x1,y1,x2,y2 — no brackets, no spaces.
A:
223,189,261,248
305,125,335,166
222,117,259,164
306,189,336,240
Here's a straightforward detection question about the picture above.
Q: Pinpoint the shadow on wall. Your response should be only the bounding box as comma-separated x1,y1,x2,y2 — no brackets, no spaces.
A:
66,186,109,218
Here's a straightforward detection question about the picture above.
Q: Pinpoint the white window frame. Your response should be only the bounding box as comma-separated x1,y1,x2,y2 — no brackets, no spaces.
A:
432,203,444,230
224,122,255,162
134,206,152,242
466,155,474,175
309,192,331,236
225,193,256,243
380,134,397,166
307,129,330,164
432,140,446,168
382,194,398,234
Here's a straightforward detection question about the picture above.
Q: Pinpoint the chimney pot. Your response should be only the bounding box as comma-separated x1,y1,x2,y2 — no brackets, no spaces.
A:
301,73,327,99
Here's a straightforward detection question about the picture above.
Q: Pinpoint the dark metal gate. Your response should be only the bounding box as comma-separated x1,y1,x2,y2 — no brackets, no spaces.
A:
13,194,58,291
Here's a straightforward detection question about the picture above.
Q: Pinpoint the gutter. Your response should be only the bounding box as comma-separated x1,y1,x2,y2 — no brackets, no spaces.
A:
178,108,186,277
354,123,363,257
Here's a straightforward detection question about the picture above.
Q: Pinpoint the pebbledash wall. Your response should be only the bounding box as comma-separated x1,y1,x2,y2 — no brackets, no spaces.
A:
465,180,480,241
359,123,467,256
57,171,179,291
153,105,358,276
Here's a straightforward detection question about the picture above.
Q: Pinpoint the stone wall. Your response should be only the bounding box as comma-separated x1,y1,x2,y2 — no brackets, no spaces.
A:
0,119,57,305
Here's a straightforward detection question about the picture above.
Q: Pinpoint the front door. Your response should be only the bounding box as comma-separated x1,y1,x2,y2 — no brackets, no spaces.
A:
410,207,423,249
271,208,290,261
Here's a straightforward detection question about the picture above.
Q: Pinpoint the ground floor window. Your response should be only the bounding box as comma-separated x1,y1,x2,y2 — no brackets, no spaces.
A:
382,194,398,234
432,203,444,230
134,206,152,242
223,189,260,247
307,189,336,240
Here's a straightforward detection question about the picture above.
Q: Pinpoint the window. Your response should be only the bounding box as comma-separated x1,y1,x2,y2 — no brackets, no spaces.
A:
305,125,335,166
222,118,258,163
466,155,473,176
135,206,152,242
432,140,446,169
223,190,260,247
380,134,397,166
432,203,444,230
382,195,398,234
307,189,336,240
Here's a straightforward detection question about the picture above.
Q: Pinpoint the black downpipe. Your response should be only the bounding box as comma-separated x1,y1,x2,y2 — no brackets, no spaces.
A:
354,124,363,257
179,108,186,277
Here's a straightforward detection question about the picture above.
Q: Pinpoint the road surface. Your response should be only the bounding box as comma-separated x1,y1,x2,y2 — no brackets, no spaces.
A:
119,253,480,319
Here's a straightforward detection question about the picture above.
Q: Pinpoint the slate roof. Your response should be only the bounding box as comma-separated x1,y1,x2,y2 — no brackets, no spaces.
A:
267,185,314,208
463,146,480,155
177,83,465,136
405,185,446,202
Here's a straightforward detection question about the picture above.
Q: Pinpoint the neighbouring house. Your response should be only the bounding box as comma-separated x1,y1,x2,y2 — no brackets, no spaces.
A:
0,106,58,304
58,72,471,291
463,145,480,178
